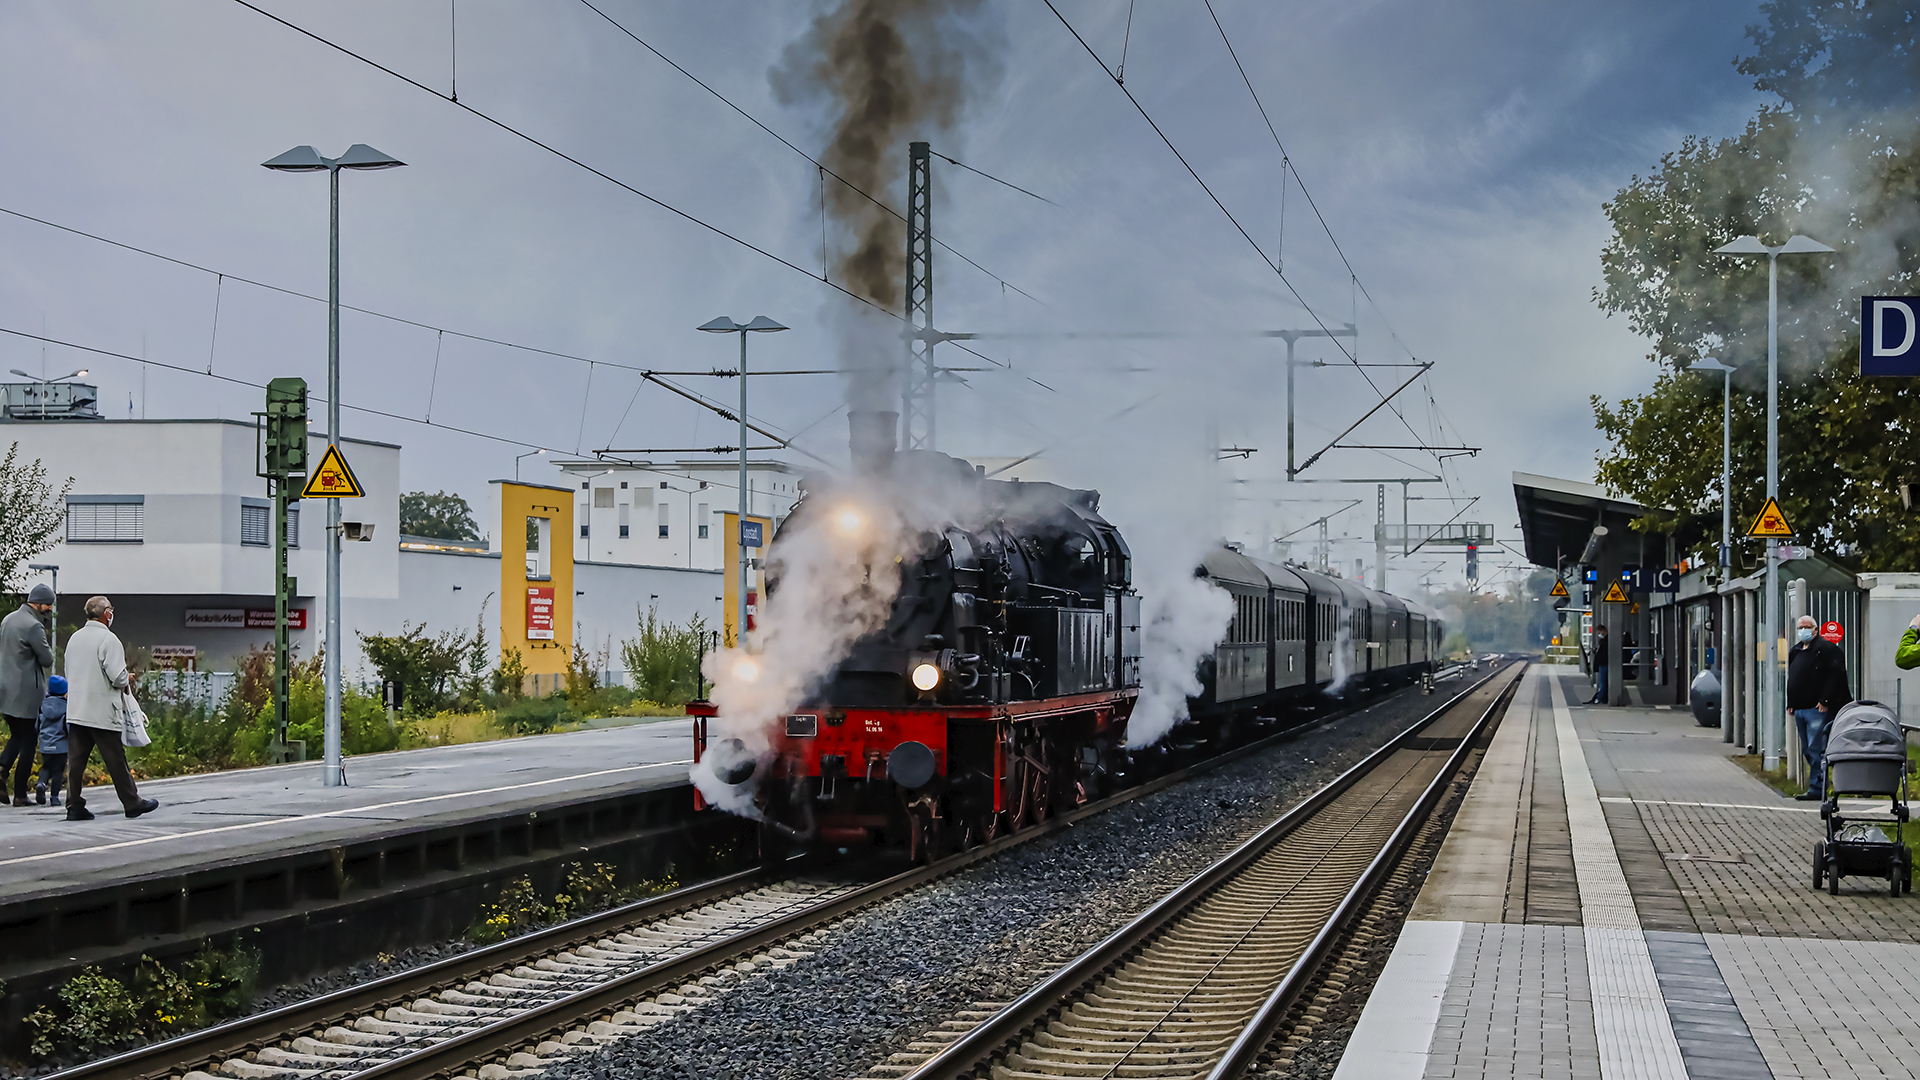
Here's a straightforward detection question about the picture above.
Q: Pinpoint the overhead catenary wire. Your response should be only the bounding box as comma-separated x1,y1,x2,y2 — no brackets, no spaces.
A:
228,0,1024,378
1038,0,1430,454
0,324,837,475
572,0,1045,306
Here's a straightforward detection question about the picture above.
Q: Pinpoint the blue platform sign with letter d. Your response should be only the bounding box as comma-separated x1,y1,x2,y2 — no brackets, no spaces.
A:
1863,297,1920,375
740,520,763,548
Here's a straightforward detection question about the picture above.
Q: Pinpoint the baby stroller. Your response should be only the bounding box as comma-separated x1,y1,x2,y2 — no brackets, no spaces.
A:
1812,701,1912,896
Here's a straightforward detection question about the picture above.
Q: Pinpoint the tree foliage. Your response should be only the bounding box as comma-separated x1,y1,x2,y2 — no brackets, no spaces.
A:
619,606,709,705
399,490,480,540
358,621,487,712
0,441,72,592
1591,0,1920,569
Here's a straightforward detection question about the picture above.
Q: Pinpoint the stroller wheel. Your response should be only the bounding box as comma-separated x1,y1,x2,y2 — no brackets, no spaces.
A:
1830,859,1843,896
1813,842,1826,890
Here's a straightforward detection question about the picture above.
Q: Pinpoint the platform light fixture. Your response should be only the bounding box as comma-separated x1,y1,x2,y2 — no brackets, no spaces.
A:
698,315,788,648
1714,233,1833,770
264,143,406,789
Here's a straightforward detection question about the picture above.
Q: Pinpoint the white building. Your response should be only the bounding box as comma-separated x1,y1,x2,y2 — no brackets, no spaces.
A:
1,415,730,679
539,457,804,571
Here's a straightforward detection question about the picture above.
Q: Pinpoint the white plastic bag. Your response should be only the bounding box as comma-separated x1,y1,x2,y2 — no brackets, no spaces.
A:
116,690,150,748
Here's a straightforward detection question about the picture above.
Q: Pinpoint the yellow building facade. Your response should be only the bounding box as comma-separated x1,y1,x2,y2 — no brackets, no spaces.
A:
493,480,574,678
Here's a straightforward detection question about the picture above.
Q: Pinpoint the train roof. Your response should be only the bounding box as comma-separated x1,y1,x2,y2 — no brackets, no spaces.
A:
1199,547,1273,590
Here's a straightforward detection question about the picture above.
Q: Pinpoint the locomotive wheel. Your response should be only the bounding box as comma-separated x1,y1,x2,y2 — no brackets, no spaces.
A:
1028,757,1052,825
757,819,787,871
907,804,948,865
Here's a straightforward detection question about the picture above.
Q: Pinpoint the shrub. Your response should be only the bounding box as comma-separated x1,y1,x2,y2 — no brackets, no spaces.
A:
620,607,708,706
26,947,258,1060
466,863,679,944
496,695,575,736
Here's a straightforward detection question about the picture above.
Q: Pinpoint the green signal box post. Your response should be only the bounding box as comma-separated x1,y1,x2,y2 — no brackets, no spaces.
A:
257,377,308,763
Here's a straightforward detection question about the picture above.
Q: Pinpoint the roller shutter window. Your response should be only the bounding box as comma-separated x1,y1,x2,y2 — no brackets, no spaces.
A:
593,487,615,508
580,502,589,538
697,502,709,539
67,495,143,543
287,506,300,549
658,501,670,539
618,502,629,539
241,503,269,546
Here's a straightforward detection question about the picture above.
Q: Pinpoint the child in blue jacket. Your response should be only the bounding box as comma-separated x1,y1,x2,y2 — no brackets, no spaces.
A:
35,675,68,806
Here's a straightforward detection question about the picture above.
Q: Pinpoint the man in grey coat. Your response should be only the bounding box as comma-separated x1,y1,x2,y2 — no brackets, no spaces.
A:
0,584,56,807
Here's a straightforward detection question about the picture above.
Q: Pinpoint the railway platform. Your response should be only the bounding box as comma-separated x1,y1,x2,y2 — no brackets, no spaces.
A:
1338,664,1920,1080
0,717,695,899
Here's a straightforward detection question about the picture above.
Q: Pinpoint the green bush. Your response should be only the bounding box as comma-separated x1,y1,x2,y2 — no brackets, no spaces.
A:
496,695,576,735
620,606,708,706
26,947,258,1059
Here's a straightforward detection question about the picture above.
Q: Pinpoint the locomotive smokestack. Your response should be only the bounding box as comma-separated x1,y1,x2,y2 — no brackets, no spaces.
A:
849,410,898,474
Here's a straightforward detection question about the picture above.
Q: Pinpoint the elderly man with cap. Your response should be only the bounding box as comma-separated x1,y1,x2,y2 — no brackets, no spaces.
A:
0,584,57,807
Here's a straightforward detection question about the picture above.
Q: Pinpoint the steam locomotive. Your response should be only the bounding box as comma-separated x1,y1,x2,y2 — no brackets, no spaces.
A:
689,415,1443,861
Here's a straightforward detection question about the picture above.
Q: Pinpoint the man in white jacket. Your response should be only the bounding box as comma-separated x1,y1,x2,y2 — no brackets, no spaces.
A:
64,596,157,821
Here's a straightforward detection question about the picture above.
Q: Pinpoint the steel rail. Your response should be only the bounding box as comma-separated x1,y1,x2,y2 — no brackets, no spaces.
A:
1205,663,1523,1079
54,673,1452,1080
901,661,1521,1080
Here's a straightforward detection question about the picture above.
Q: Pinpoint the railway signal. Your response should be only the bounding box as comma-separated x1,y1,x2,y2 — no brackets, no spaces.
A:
256,377,307,763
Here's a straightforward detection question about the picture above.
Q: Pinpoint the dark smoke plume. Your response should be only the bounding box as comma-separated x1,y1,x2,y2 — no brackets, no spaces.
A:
773,0,1002,311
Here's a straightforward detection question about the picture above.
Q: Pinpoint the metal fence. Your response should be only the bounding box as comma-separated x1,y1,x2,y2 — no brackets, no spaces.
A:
138,670,238,712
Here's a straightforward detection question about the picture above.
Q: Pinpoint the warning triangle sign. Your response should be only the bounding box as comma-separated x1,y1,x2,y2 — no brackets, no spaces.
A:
1745,496,1794,538
301,443,365,499
1549,579,1569,597
1601,580,1629,603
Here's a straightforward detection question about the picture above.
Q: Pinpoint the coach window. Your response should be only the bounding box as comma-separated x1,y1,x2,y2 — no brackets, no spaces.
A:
526,515,551,580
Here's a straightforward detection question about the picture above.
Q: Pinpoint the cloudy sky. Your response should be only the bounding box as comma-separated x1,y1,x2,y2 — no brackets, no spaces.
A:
0,0,1769,593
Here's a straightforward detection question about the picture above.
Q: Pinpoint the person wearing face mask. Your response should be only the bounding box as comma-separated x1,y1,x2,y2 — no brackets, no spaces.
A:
1785,614,1850,801
63,596,156,821
0,583,56,807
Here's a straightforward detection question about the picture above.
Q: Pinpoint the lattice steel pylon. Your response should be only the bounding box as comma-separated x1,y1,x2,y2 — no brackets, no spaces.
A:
901,140,936,451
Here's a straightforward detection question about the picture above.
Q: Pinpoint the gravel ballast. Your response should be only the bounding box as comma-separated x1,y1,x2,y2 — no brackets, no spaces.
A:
543,679,1477,1080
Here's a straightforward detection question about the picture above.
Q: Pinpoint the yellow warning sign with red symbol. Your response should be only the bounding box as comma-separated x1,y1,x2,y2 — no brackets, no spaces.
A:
1601,580,1630,603
1549,579,1569,598
1745,496,1794,538
301,444,365,499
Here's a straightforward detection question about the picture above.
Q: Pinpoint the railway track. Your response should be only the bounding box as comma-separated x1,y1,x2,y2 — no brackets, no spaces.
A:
48,670,1477,1080
881,660,1524,1080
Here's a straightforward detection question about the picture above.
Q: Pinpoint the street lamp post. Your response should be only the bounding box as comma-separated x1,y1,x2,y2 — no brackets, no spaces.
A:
264,143,406,788
1687,357,1736,569
697,316,788,648
9,369,88,420
1714,233,1833,771
515,448,546,481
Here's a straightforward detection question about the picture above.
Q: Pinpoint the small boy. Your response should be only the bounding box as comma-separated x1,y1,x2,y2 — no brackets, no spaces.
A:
34,675,68,807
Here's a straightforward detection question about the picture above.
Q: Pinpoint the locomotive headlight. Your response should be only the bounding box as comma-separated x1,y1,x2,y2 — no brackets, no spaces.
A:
833,507,866,537
910,662,942,692
733,657,761,683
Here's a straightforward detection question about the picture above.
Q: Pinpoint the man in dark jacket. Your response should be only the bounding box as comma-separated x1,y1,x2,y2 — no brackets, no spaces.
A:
1786,614,1850,800
1588,624,1610,704
0,584,56,807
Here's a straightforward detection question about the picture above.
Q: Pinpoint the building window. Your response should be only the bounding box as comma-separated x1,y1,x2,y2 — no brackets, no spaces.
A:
698,501,709,539
580,524,590,538
580,481,588,490
242,502,301,548
660,480,668,489
241,502,269,546
620,481,628,490
593,488,615,508
619,525,630,538
67,495,143,543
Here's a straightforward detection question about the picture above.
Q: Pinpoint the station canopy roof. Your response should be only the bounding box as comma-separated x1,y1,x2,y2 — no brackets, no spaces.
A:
1512,472,1663,569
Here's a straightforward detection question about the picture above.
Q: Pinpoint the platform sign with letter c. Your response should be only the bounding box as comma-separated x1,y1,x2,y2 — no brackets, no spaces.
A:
1862,297,1920,376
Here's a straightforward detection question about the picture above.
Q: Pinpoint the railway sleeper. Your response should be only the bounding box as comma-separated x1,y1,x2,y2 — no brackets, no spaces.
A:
1017,1038,1224,1067
997,1052,1210,1080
